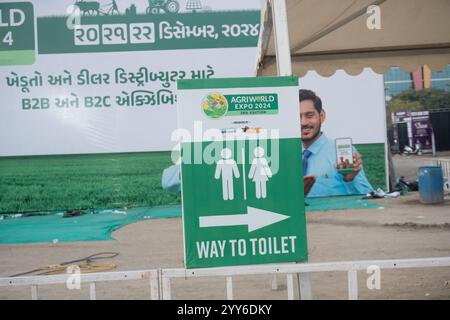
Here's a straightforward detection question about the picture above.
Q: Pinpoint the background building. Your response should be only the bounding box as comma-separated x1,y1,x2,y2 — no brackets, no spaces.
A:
384,65,450,99
384,65,450,153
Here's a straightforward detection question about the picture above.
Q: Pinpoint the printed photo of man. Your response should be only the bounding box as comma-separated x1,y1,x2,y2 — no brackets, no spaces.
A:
300,89,373,197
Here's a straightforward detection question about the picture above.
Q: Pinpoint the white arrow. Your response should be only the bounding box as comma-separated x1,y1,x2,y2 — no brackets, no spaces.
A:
199,207,290,232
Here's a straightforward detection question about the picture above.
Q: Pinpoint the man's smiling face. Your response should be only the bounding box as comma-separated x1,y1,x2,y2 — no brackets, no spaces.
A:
299,99,325,144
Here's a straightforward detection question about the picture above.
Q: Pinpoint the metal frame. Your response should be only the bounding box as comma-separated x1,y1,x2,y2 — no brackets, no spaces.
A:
1,257,449,300
160,257,450,300
0,269,159,300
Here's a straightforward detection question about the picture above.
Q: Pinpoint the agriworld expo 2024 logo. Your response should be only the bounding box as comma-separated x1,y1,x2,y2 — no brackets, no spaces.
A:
202,92,279,119
202,93,228,119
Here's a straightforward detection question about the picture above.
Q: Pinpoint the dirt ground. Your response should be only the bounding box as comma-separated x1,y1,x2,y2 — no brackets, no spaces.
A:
393,151,450,182
1,189,449,300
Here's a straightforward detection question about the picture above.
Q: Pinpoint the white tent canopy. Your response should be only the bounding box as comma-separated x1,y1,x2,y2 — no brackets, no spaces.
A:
256,0,450,77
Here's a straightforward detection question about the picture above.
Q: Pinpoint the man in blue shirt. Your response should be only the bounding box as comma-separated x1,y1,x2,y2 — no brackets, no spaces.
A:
300,89,373,197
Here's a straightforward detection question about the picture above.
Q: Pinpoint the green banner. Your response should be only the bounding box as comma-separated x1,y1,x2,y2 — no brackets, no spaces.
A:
0,2,35,65
37,11,260,54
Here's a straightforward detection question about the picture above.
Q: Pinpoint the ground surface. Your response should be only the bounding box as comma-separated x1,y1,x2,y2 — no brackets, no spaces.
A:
1,192,449,300
393,151,450,182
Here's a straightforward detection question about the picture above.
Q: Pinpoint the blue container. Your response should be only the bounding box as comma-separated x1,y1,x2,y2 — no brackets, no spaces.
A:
417,166,444,204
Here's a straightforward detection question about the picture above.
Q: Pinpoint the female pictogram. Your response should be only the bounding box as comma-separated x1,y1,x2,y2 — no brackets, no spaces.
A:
248,147,272,199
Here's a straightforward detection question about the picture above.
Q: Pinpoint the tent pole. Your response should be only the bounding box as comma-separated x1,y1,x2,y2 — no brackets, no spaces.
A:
270,0,292,76
254,0,272,75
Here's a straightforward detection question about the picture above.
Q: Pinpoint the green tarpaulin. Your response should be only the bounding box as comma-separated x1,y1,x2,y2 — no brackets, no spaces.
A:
0,205,181,244
307,195,384,211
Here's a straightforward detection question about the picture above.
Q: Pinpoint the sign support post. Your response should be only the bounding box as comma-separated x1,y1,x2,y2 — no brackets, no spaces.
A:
270,0,313,299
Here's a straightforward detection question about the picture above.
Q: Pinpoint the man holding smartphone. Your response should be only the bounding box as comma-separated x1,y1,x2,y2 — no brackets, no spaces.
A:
300,89,373,197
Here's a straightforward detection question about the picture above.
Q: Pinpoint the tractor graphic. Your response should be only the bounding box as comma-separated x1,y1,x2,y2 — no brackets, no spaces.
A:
146,0,180,14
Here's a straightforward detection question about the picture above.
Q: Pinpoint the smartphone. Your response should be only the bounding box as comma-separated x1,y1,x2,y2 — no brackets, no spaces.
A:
335,137,355,174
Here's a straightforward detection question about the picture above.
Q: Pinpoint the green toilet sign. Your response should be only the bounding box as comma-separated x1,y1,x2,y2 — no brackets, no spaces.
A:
177,76,308,269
